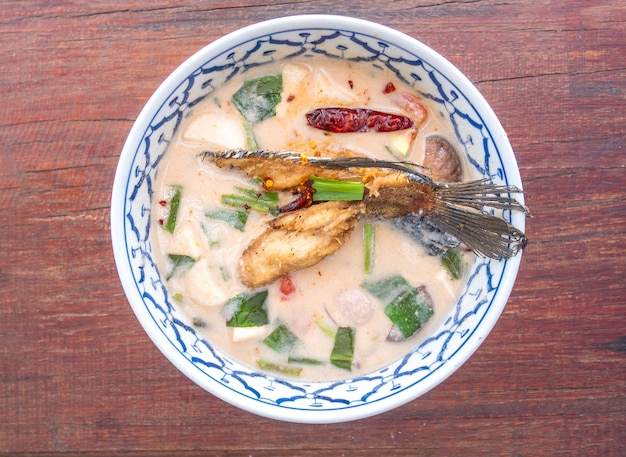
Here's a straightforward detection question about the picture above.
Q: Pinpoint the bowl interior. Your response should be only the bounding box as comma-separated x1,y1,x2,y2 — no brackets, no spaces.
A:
111,15,524,423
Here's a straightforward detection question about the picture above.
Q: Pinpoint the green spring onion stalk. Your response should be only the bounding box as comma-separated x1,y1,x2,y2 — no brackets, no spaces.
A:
257,359,302,377
311,176,365,202
314,314,337,338
363,223,376,274
205,208,249,232
287,356,325,366
162,185,182,234
221,186,279,216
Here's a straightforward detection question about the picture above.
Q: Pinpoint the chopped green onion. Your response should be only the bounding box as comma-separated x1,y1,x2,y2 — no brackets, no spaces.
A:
221,193,279,215
330,327,355,371
287,356,325,366
263,324,299,353
224,290,269,328
243,121,259,149
314,314,337,338
257,359,302,377
363,223,375,274
235,186,279,203
441,247,464,280
311,176,365,202
362,275,433,339
205,208,249,232
162,185,182,234
166,254,196,280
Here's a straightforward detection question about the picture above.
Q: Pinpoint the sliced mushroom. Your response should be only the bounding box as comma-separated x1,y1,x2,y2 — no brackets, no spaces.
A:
424,135,463,183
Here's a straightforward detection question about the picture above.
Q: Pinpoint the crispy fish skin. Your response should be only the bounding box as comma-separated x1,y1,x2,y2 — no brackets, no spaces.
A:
238,200,365,289
214,155,412,196
215,156,361,190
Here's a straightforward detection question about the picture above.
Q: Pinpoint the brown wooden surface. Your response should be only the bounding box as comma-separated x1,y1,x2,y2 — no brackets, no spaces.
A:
1,1,624,455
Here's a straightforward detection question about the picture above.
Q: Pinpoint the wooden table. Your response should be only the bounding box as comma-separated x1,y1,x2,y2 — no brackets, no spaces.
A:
2,1,624,455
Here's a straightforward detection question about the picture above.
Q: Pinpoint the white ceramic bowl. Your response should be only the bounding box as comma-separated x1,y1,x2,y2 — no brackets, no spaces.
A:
111,14,525,423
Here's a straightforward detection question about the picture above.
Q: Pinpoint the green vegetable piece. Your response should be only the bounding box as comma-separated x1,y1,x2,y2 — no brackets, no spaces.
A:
263,324,299,353
243,122,259,149
311,176,365,202
330,327,355,371
257,359,302,377
205,208,249,232
235,186,279,203
314,314,337,339
162,185,182,234
192,317,207,328
441,247,464,280
166,254,196,280
221,190,279,216
224,290,269,328
362,275,433,339
232,74,283,125
288,356,325,366
363,223,376,274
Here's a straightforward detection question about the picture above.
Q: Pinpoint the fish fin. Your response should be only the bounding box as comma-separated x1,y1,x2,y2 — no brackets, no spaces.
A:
427,180,528,259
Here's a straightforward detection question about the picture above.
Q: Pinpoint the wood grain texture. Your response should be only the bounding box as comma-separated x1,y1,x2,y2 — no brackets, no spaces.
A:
1,0,624,455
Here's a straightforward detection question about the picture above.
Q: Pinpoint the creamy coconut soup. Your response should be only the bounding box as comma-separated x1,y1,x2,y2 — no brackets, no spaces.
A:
151,57,473,381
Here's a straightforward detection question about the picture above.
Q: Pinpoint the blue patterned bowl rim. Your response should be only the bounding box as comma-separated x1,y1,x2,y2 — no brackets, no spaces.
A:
111,14,525,423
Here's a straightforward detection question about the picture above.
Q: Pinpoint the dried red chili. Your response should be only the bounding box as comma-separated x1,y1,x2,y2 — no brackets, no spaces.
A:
306,107,413,133
278,180,315,213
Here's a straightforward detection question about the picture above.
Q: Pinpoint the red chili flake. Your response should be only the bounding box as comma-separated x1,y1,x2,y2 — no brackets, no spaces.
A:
384,82,396,94
348,80,354,89
287,94,295,102
243,204,251,210
279,275,296,296
306,107,413,133
159,200,168,207
158,218,164,225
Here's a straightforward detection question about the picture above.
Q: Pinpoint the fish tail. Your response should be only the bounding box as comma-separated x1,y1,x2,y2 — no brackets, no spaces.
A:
427,179,528,259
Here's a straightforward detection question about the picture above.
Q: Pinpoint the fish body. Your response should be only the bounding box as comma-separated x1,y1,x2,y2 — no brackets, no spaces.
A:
200,149,528,289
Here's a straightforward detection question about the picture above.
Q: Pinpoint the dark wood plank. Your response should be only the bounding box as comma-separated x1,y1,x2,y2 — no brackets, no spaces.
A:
1,0,624,456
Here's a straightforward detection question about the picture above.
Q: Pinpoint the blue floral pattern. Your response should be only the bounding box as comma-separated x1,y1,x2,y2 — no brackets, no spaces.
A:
118,25,518,421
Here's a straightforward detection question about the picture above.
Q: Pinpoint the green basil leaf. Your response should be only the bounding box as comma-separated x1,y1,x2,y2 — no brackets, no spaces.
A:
232,74,282,125
166,254,196,280
330,327,355,371
162,185,182,234
362,275,433,339
441,247,464,280
224,290,269,328
263,324,299,353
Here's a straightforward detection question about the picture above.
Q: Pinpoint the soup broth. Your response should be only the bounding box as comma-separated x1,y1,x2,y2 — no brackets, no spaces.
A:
151,57,472,381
